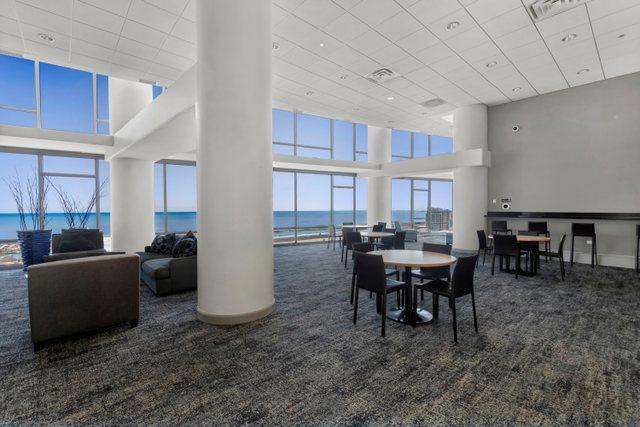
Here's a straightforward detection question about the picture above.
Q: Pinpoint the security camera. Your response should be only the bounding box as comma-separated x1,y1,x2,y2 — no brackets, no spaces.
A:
512,125,520,132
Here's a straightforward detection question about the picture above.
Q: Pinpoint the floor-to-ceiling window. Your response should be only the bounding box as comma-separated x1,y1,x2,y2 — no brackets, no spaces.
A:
392,178,453,234
0,54,36,127
154,160,197,234
391,129,454,161
272,109,368,161
272,170,365,244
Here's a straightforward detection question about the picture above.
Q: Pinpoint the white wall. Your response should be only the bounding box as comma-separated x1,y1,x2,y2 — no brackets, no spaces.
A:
367,126,391,225
108,77,153,135
488,71,640,266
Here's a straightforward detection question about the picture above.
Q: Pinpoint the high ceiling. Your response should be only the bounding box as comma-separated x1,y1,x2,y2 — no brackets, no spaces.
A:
1,0,639,135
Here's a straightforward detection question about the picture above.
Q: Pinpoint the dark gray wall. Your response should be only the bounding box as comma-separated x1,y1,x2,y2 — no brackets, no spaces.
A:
487,72,640,267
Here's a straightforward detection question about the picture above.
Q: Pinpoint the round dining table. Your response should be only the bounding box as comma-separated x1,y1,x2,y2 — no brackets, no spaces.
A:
487,234,551,243
360,231,394,240
488,234,551,275
372,249,457,326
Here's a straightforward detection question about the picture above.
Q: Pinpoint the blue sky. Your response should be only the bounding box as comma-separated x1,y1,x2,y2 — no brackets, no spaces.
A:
0,52,452,215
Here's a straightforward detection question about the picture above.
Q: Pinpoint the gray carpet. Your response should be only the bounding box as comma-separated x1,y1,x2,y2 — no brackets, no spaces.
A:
1,242,639,423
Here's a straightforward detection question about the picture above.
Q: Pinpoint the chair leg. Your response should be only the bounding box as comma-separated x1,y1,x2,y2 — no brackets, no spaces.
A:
515,255,520,280
353,287,359,324
451,298,458,343
560,256,565,281
471,291,478,333
570,235,575,266
396,290,400,309
433,293,439,319
381,292,387,337
636,237,639,273
592,235,597,267
350,271,356,305
341,245,344,262
344,248,349,268
491,253,496,275
482,249,486,266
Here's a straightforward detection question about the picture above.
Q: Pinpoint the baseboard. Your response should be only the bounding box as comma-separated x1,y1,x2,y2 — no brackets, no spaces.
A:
562,250,637,269
197,300,275,325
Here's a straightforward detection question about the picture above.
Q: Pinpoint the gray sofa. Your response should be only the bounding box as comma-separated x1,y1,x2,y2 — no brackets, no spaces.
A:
44,229,124,262
28,254,140,351
136,233,197,296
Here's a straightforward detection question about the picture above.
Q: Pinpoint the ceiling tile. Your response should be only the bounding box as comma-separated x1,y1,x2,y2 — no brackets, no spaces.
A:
412,42,454,65
70,52,111,74
458,41,501,63
323,11,369,43
112,50,151,72
395,28,439,53
388,55,424,74
481,7,531,39
121,19,166,48
162,35,195,59
376,11,422,41
368,44,407,65
144,0,189,16
78,0,131,16
348,56,382,75
117,36,158,60
19,0,73,17
0,15,20,36
465,0,521,23
181,0,195,21
408,0,461,26
16,2,71,35
446,26,491,52
127,0,177,33
21,22,70,50
71,38,113,60
504,38,547,62
293,0,344,27
426,8,477,41
349,0,401,27
591,4,640,36
535,4,588,38
73,1,124,33
154,49,193,69
0,32,22,52
349,30,390,55
171,18,195,43
0,1,17,19
72,21,119,49
494,25,540,51
587,0,639,21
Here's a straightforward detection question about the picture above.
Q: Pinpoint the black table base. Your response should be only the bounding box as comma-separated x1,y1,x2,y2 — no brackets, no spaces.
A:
386,266,434,326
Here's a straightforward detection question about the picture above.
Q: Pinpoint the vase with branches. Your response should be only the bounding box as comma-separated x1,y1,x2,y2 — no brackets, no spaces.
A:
3,169,51,270
48,178,108,229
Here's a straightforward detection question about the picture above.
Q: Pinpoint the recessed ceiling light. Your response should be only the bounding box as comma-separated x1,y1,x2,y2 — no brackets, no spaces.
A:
386,96,394,101
577,68,590,75
445,21,460,31
339,74,348,80
561,33,577,42
617,33,626,38
486,60,497,68
512,86,522,92
272,41,280,50
319,42,325,47
38,33,55,43
305,90,314,96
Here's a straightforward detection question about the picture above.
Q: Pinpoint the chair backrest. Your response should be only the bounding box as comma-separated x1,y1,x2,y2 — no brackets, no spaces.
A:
422,242,452,255
528,221,548,233
477,230,487,249
451,255,478,297
393,231,406,249
557,234,566,255
517,230,538,236
341,227,355,243
492,220,508,232
344,231,362,245
377,222,386,228
372,224,383,232
492,234,519,256
52,229,104,253
353,252,387,293
572,223,595,237
393,221,402,231
328,224,336,236
383,228,396,233
352,242,375,255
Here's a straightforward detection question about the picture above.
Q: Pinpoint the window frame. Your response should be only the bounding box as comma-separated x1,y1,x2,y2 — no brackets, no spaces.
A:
391,128,454,161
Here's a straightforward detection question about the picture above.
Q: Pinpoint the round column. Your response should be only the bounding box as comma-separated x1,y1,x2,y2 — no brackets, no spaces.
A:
196,0,274,324
109,158,155,253
452,104,489,251
367,126,392,226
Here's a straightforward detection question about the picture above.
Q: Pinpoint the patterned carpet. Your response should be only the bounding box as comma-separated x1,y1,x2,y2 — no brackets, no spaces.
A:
0,242,639,423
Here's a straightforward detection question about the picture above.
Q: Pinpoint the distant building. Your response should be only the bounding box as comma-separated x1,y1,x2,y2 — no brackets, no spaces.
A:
427,208,452,231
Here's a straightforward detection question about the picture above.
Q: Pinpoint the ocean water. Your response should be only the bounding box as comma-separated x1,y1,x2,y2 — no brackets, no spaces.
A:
0,210,434,240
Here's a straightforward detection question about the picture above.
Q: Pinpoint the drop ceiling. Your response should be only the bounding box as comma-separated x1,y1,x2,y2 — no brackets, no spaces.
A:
1,0,639,135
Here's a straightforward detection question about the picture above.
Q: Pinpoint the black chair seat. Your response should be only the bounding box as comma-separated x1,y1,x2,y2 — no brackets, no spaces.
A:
411,267,449,281
385,278,407,291
415,278,451,295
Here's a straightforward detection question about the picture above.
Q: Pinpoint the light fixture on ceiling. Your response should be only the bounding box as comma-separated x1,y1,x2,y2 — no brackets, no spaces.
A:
421,98,446,108
305,90,314,96
486,60,497,68
577,68,590,75
386,96,394,101
617,33,626,38
561,33,577,42
319,42,325,47
512,86,522,92
38,33,55,43
272,41,280,51
445,21,460,31
339,74,348,80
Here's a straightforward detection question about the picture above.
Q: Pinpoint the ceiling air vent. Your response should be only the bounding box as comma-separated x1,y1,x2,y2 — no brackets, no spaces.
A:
420,98,446,108
364,68,400,84
526,0,593,22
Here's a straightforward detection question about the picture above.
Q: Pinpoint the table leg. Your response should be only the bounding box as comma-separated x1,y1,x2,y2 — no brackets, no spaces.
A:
386,266,433,326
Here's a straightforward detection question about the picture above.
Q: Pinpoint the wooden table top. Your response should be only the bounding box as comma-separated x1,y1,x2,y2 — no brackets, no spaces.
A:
361,231,395,238
372,250,457,268
341,224,369,230
488,234,551,243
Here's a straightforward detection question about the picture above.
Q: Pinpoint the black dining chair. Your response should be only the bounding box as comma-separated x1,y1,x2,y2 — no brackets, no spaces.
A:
518,230,541,273
375,228,399,249
491,234,525,279
353,252,408,337
372,224,383,232
342,231,361,268
571,223,597,267
412,243,452,301
491,220,512,235
350,242,401,305
545,234,567,281
528,221,550,262
377,222,387,228
413,254,479,343
476,230,492,266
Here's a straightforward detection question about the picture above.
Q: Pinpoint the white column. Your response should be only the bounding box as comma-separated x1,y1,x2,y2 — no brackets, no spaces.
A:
453,104,489,251
108,77,153,134
109,158,155,253
196,0,273,325
367,126,391,225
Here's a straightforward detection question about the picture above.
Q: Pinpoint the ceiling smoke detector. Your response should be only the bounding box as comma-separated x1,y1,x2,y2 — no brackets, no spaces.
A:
420,98,446,108
364,68,400,84
38,33,55,43
526,0,594,22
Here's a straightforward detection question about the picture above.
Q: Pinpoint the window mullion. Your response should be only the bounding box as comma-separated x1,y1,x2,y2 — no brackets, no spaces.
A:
34,60,41,129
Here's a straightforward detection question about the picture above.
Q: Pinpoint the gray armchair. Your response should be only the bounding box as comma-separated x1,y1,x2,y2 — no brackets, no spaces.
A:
28,254,140,350
394,221,418,242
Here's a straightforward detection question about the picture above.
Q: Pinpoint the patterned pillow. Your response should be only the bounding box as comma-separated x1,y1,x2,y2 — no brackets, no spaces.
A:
172,237,197,258
150,233,177,255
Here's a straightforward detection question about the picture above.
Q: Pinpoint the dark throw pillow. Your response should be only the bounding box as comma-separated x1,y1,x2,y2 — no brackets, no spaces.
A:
58,232,98,253
150,233,177,255
172,237,197,258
